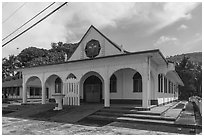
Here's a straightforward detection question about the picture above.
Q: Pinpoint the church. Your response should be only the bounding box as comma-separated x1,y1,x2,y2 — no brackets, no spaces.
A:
19,25,184,108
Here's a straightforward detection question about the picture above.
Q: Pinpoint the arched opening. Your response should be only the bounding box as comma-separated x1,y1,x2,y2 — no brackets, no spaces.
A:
83,75,102,103
26,76,42,99
110,68,142,106
45,74,63,100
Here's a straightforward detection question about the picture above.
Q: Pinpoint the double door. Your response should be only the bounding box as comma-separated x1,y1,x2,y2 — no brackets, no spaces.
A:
84,84,101,103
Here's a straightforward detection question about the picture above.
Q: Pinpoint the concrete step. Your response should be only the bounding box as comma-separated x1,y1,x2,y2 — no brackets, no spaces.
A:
87,114,202,129
101,108,161,116
109,106,152,111
86,114,175,126
94,111,176,121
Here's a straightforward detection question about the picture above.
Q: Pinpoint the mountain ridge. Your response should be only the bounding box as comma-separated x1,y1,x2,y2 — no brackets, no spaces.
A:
166,52,202,64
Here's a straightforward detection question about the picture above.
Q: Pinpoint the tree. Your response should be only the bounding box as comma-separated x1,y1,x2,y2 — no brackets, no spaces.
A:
176,56,202,100
2,42,79,81
17,47,48,67
2,55,21,81
50,42,78,59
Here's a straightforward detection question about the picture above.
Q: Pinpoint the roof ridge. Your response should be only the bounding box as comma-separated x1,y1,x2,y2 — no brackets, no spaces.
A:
89,25,129,53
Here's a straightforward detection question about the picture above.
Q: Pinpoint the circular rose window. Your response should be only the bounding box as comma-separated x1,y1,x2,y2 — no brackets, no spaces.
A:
85,39,101,58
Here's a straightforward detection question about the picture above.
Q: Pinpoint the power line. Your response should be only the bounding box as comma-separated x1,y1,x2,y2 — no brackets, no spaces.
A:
2,2,68,47
2,2,56,41
2,3,27,24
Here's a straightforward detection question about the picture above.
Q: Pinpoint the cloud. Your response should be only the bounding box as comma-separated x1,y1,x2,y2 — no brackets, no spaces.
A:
185,33,202,47
154,36,178,47
177,24,188,30
2,2,201,57
58,2,200,40
147,3,200,34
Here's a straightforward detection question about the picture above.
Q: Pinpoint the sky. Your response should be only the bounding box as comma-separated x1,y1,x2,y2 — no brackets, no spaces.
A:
2,2,202,58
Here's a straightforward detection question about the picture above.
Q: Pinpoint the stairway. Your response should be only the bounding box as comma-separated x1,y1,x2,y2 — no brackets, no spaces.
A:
84,106,177,126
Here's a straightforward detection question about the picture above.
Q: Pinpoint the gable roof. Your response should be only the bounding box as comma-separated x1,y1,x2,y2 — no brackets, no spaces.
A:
77,25,129,54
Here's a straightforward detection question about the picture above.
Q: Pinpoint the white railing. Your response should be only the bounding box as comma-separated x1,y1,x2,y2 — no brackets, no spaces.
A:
63,79,80,106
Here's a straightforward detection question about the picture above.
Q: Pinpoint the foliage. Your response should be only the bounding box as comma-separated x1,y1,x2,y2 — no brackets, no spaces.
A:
2,55,21,81
2,42,78,81
17,47,48,67
175,56,202,100
167,52,202,65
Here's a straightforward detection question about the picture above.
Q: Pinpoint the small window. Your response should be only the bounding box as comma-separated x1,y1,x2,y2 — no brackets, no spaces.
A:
110,74,117,93
55,77,62,93
161,75,163,93
158,74,161,92
133,72,142,92
164,77,167,93
158,74,164,93
168,81,171,93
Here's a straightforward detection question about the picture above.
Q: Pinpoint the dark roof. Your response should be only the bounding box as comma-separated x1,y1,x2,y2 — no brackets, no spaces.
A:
19,49,168,71
2,79,22,88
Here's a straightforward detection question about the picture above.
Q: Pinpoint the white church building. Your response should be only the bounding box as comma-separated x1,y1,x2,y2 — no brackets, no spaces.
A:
19,25,184,108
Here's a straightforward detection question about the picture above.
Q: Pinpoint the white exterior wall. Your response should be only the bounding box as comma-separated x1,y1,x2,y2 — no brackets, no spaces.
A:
152,63,179,105
22,53,148,106
111,68,142,99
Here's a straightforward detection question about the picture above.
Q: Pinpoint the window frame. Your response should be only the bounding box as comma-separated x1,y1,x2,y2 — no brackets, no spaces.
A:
133,72,142,93
110,74,117,93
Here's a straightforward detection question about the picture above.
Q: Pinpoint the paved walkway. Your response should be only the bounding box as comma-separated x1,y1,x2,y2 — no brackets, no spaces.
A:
51,104,104,123
163,101,185,119
175,101,196,125
4,103,104,123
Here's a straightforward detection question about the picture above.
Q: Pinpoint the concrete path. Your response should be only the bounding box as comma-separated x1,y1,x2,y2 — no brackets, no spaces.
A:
175,102,196,125
51,104,104,123
150,102,178,114
163,102,185,119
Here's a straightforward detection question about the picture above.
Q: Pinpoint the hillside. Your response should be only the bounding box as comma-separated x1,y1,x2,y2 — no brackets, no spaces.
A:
167,52,202,65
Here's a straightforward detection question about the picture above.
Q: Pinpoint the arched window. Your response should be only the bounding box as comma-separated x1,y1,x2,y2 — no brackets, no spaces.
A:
158,74,164,93
158,74,161,92
133,72,142,92
55,77,62,93
110,74,117,93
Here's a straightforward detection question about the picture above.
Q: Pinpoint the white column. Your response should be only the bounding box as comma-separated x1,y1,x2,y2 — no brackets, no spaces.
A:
142,56,151,108
77,82,80,106
42,82,46,104
22,77,27,104
104,74,110,107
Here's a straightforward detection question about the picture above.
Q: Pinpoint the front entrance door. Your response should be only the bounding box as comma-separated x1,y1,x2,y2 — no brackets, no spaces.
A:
85,84,101,102
84,75,102,103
